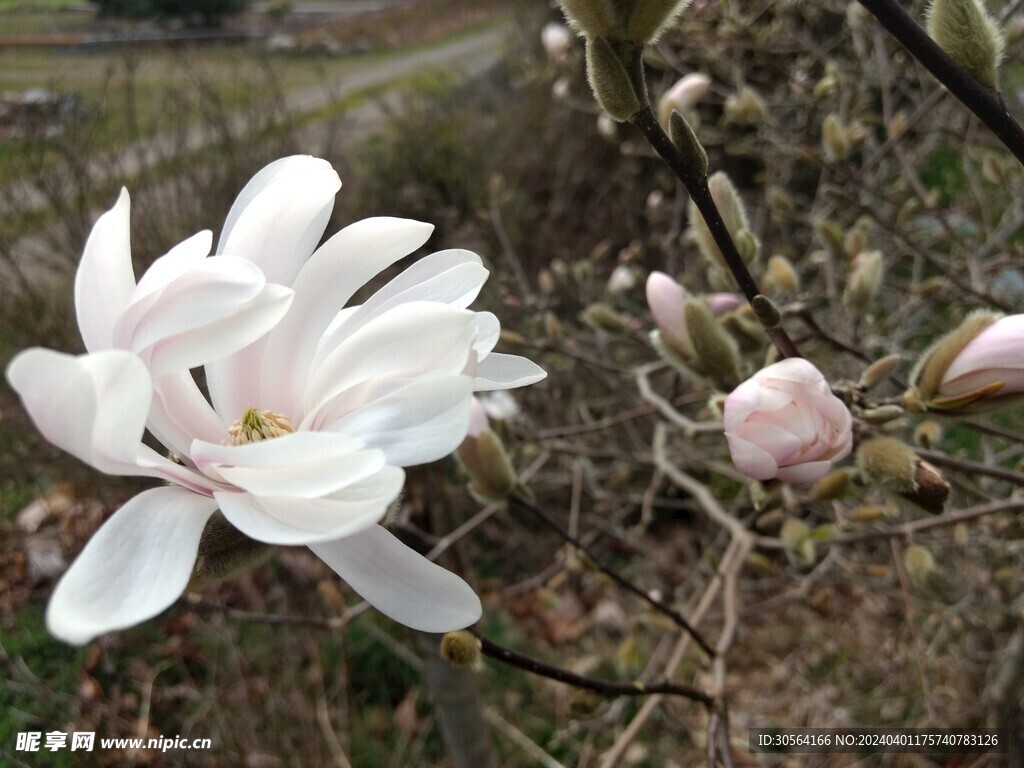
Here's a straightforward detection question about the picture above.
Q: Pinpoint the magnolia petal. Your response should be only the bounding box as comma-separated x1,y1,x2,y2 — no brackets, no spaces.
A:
472,353,548,391
46,487,217,645
471,312,501,357
216,155,340,286
130,230,213,305
304,302,477,417
6,348,150,473
309,526,481,632
75,189,136,352
213,466,403,545
724,433,779,480
148,371,226,458
191,432,383,498
733,420,805,462
323,375,474,466
941,315,1024,394
146,283,293,379
259,216,434,418
775,460,833,484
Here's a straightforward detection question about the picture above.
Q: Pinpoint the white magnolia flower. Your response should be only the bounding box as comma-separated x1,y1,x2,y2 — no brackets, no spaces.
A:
7,155,546,645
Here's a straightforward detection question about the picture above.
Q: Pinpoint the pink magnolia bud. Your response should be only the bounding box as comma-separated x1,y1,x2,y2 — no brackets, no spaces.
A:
705,292,743,316
646,270,694,359
542,22,573,63
467,396,489,438
724,358,853,484
657,72,712,127
935,313,1024,405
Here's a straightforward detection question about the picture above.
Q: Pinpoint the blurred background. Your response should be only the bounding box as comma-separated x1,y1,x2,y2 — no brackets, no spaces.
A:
2,0,1024,765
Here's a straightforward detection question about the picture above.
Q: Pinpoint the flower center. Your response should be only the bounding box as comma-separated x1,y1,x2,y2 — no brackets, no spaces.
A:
228,407,294,445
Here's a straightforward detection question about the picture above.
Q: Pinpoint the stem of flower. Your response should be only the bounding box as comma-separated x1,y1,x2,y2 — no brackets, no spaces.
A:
856,0,1024,168
627,105,801,360
468,628,715,708
508,493,716,658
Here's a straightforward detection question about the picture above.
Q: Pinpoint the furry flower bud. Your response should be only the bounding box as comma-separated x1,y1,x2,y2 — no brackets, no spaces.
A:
456,399,518,502
926,0,1005,90
668,111,709,177
585,36,643,121
657,72,711,127
843,250,883,311
822,113,850,162
690,171,759,269
856,437,950,512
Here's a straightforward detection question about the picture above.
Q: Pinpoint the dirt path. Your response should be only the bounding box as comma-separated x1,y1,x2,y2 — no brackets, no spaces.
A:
0,23,506,290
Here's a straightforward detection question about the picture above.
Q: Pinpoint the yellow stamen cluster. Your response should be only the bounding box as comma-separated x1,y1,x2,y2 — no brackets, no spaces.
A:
228,407,294,445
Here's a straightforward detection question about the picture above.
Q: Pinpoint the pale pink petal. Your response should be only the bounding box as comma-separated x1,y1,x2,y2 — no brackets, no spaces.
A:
733,420,805,463
309,526,481,631
724,433,779,480
147,371,226,459
646,271,692,357
941,315,1024,396
74,189,136,352
775,461,833,484
130,230,212,304
467,397,489,437
46,486,217,645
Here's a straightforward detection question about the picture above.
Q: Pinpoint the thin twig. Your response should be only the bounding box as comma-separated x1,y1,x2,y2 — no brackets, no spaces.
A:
508,493,716,658
469,629,714,707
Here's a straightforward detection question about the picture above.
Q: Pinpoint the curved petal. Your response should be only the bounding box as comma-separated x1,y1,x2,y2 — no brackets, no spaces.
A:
311,250,484,371
321,375,474,466
471,312,501,358
191,432,383,498
6,348,151,473
46,487,218,645
75,189,136,352
309,525,481,632
213,465,403,545
775,460,833,484
724,433,778,480
216,155,340,286
259,216,434,418
130,230,213,304
147,371,226,458
304,302,477,418
145,283,293,379
473,353,548,391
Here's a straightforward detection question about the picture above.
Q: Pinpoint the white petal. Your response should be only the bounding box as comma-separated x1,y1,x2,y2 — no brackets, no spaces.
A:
259,216,434,418
311,248,483,368
471,312,501,357
216,155,340,286
191,432,384,498
130,230,213,304
304,302,477,418
214,466,403,545
323,375,474,466
46,487,217,645
6,348,151,473
473,353,548,391
309,526,481,632
147,371,226,458
74,189,136,352
145,283,293,379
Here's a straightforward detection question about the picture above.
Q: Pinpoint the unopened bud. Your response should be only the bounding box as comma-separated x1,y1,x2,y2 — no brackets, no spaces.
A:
981,153,1004,184
724,86,768,125
188,513,274,589
781,517,816,568
856,437,950,513
766,186,795,213
544,310,563,341
903,544,936,583
814,218,846,257
685,299,743,389
750,294,782,330
858,354,901,391
913,419,942,448
582,302,628,333
907,310,1000,407
822,113,850,162
765,255,800,294
809,468,853,502
668,110,708,177
734,229,761,264
848,504,890,522
558,0,617,37
585,37,643,121
690,171,758,268
843,250,883,311
844,225,868,259
860,404,905,424
627,0,694,43
926,0,1005,90
440,630,482,668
